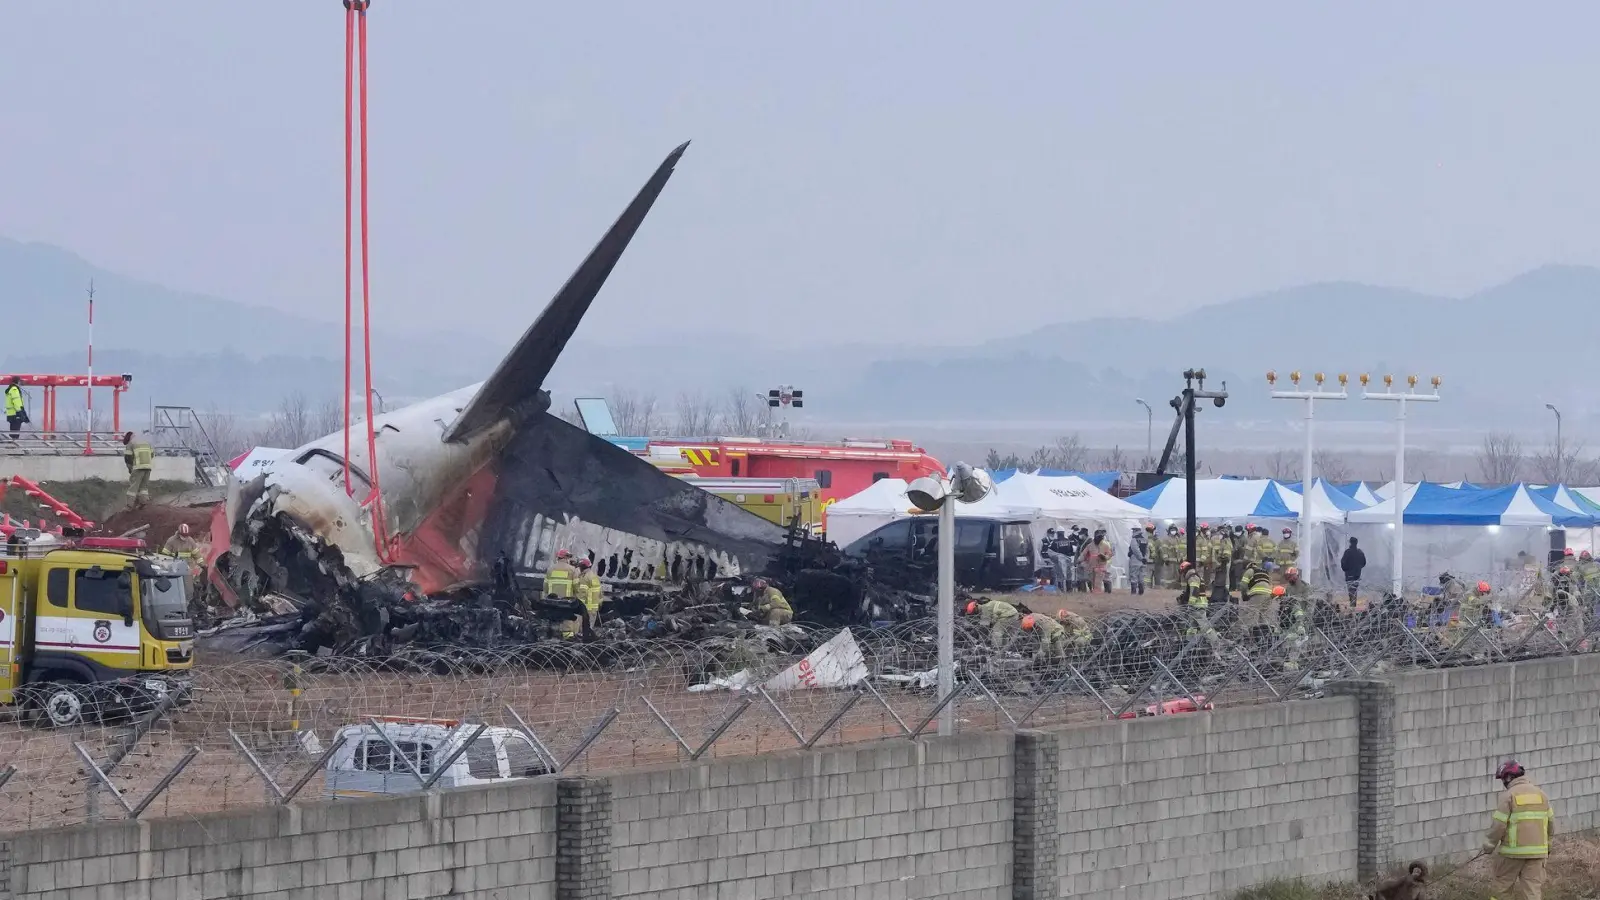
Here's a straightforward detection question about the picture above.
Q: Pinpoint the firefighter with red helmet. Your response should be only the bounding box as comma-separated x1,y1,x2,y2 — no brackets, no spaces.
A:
570,558,605,636
966,597,1019,649
545,549,576,600
750,578,792,626
1020,612,1065,662
1178,561,1220,651
1484,759,1553,898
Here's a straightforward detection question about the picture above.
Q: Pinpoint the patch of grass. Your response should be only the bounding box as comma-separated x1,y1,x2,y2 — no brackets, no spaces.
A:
0,477,193,525
1232,834,1600,900
1230,881,1359,900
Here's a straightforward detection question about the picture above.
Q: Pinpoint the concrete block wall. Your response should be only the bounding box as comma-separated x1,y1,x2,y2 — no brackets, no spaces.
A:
3,779,558,900
1390,653,1600,862
7,654,1600,900
607,731,1014,900
1056,697,1361,900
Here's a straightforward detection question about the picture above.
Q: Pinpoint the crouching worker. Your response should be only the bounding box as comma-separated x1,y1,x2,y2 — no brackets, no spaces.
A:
1021,612,1065,663
965,597,1019,650
751,578,792,626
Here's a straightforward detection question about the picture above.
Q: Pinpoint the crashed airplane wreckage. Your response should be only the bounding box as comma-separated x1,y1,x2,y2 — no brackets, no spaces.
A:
204,144,932,659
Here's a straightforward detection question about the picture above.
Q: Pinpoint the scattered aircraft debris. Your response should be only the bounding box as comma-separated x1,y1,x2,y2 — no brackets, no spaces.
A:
200,143,943,660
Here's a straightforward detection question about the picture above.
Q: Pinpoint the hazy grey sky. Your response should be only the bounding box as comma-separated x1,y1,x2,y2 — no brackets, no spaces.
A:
4,2,1598,346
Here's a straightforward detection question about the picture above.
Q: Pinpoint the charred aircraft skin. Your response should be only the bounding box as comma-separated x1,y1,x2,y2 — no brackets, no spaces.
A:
483,413,790,579
210,142,793,648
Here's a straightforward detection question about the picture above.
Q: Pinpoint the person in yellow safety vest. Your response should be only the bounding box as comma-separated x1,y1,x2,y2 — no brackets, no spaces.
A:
122,431,154,509
750,577,792,626
1577,550,1600,597
1279,568,1313,669
544,549,577,600
3,377,24,436
571,558,604,634
162,523,199,559
1156,524,1179,588
1056,609,1093,650
1237,560,1278,635
1276,527,1298,567
1178,561,1221,651
1213,527,1236,590
1458,579,1493,630
1484,759,1554,900
1194,524,1213,585
162,523,202,598
965,597,1020,650
1021,612,1066,662
1245,524,1270,566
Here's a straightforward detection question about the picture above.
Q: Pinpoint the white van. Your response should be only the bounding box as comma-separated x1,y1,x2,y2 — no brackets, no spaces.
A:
322,718,552,800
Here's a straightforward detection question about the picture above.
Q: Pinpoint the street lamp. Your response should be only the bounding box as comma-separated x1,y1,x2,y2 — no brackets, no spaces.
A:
1267,370,1348,576
1361,374,1442,596
906,462,994,736
1135,398,1153,467
1546,403,1563,484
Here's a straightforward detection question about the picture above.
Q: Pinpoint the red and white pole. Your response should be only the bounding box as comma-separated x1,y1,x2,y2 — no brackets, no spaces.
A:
85,279,95,454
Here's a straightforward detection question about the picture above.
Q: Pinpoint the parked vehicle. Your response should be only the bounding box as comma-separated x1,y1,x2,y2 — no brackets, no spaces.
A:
840,516,1036,590
322,718,552,799
0,533,195,726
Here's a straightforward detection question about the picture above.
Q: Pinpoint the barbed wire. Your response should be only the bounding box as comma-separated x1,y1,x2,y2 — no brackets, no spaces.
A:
0,581,1593,830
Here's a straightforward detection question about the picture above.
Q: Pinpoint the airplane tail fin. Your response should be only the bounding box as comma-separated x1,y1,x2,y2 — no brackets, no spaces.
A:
444,142,690,443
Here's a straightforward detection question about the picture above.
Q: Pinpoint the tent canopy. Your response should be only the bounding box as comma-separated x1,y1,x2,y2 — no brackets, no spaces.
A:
990,469,1120,492
1349,482,1597,527
1124,478,1304,521
1296,478,1369,519
975,472,1149,521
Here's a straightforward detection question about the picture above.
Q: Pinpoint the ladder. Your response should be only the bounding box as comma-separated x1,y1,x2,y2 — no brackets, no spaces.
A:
149,406,225,487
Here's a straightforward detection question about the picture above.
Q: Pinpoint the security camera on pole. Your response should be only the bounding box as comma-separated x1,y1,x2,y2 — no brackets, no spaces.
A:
1267,370,1349,577
905,463,994,737
1360,373,1442,596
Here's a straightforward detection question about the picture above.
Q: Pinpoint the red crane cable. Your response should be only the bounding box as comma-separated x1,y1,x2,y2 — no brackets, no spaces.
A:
355,6,395,561
341,1,356,497
340,0,394,562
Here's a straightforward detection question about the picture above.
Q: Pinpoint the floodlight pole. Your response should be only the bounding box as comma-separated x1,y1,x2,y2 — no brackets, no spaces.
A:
1362,379,1441,596
1268,375,1348,576
937,496,956,736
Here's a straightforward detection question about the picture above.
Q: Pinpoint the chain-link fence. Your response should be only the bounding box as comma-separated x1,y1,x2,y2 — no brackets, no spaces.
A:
1,586,1595,831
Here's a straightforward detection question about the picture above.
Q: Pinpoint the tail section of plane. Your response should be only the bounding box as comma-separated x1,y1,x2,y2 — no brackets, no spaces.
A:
444,142,691,443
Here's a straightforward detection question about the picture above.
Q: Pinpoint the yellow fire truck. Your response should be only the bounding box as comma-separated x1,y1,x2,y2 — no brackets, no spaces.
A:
0,533,195,726
674,477,824,534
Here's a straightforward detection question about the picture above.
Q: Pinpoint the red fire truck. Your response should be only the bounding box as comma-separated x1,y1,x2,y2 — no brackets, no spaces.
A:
644,437,944,511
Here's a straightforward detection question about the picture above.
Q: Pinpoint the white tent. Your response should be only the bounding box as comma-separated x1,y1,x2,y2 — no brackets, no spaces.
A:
1373,481,1416,501
823,478,917,548
825,472,1148,570
1348,483,1382,506
987,473,1149,521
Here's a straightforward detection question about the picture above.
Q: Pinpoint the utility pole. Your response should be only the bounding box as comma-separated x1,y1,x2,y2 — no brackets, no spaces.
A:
1135,398,1152,467
1361,374,1442,596
1268,370,1349,576
1171,369,1228,566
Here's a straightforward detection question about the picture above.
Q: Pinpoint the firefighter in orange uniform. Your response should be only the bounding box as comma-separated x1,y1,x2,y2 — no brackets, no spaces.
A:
1484,759,1553,900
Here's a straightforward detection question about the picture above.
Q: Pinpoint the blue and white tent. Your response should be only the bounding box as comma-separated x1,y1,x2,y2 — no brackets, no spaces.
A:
1125,478,1304,522
1348,483,1598,527
1294,478,1369,519
1530,484,1600,517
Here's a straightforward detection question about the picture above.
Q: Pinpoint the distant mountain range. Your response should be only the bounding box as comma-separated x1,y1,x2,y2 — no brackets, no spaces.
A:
3,235,1594,430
